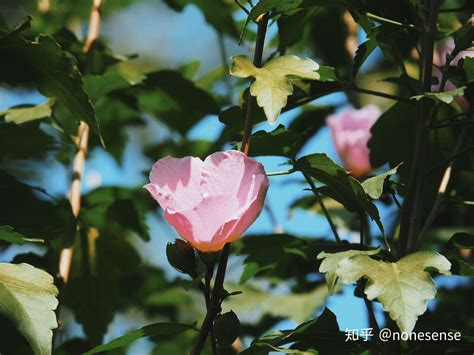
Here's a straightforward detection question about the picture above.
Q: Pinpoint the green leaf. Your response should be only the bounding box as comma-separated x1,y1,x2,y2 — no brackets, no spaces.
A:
411,86,466,104
450,259,474,277
333,251,451,333
317,248,380,293
0,226,43,245
85,322,197,354
230,55,320,124
137,70,219,134
0,263,58,355
0,18,102,143
244,124,302,158
0,123,56,162
0,171,72,240
241,308,358,354
1,99,55,125
368,102,416,183
223,283,329,324
214,311,241,347
248,0,365,23
83,73,131,103
447,232,474,250
166,240,198,278
353,38,377,77
293,153,384,234
452,25,474,58
164,0,238,37
362,164,401,199
81,187,153,241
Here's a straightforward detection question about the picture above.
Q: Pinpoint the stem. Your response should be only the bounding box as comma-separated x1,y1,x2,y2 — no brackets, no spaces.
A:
266,169,293,177
58,120,90,284
204,267,218,355
359,213,364,244
190,14,269,355
217,32,233,102
302,173,341,243
55,0,103,331
414,129,467,249
366,12,420,31
351,85,412,103
397,0,441,258
283,85,411,113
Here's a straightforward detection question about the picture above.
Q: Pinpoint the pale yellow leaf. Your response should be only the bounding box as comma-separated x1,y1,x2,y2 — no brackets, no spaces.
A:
230,54,320,124
317,248,380,294
0,263,59,355
335,251,451,333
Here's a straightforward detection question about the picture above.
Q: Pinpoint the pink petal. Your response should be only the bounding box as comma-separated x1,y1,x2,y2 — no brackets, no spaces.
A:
201,150,267,207
145,156,203,211
146,150,269,252
326,105,381,178
164,194,241,252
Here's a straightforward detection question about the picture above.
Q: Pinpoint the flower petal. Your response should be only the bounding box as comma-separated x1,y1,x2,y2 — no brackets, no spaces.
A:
145,156,203,211
201,150,267,207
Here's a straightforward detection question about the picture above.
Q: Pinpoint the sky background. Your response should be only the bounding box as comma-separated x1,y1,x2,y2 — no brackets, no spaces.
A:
0,2,467,353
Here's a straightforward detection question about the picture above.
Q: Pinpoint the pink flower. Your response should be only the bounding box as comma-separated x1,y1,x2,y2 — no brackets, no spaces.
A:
433,38,473,110
145,150,269,252
326,105,381,178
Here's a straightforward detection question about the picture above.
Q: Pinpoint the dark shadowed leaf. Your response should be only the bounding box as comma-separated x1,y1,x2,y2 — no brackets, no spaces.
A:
293,154,384,234
214,311,241,347
85,322,196,354
0,17,102,142
137,70,220,134
0,226,43,245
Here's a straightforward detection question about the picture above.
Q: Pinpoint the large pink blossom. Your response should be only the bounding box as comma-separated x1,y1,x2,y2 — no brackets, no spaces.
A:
432,38,473,110
145,150,269,252
326,105,381,178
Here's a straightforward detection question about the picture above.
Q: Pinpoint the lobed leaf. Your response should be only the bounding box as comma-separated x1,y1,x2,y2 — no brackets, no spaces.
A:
230,55,320,124
0,263,58,355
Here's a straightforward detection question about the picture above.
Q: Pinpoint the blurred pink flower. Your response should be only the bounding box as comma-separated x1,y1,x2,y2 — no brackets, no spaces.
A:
326,105,381,178
145,150,269,252
432,38,473,110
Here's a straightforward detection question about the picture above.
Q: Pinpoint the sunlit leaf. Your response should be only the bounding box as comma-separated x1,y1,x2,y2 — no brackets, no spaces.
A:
0,263,58,355
317,248,380,294
412,86,466,104
332,251,451,333
362,164,401,199
2,99,55,125
230,55,320,124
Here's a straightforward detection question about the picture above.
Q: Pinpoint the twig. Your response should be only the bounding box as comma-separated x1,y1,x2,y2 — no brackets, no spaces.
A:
264,203,283,234
234,0,250,15
217,32,233,102
366,12,420,31
58,121,90,284
397,0,442,258
266,169,293,177
83,0,104,53
414,129,468,249
57,0,103,286
190,13,269,355
283,84,411,113
302,173,341,243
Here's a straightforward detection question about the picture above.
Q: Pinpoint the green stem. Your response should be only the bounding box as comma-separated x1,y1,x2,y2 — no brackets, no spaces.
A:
266,169,293,177
190,13,269,355
302,172,341,243
397,0,441,258
366,12,420,31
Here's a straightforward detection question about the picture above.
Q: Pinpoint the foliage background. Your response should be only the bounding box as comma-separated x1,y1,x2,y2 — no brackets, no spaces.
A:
0,0,473,354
